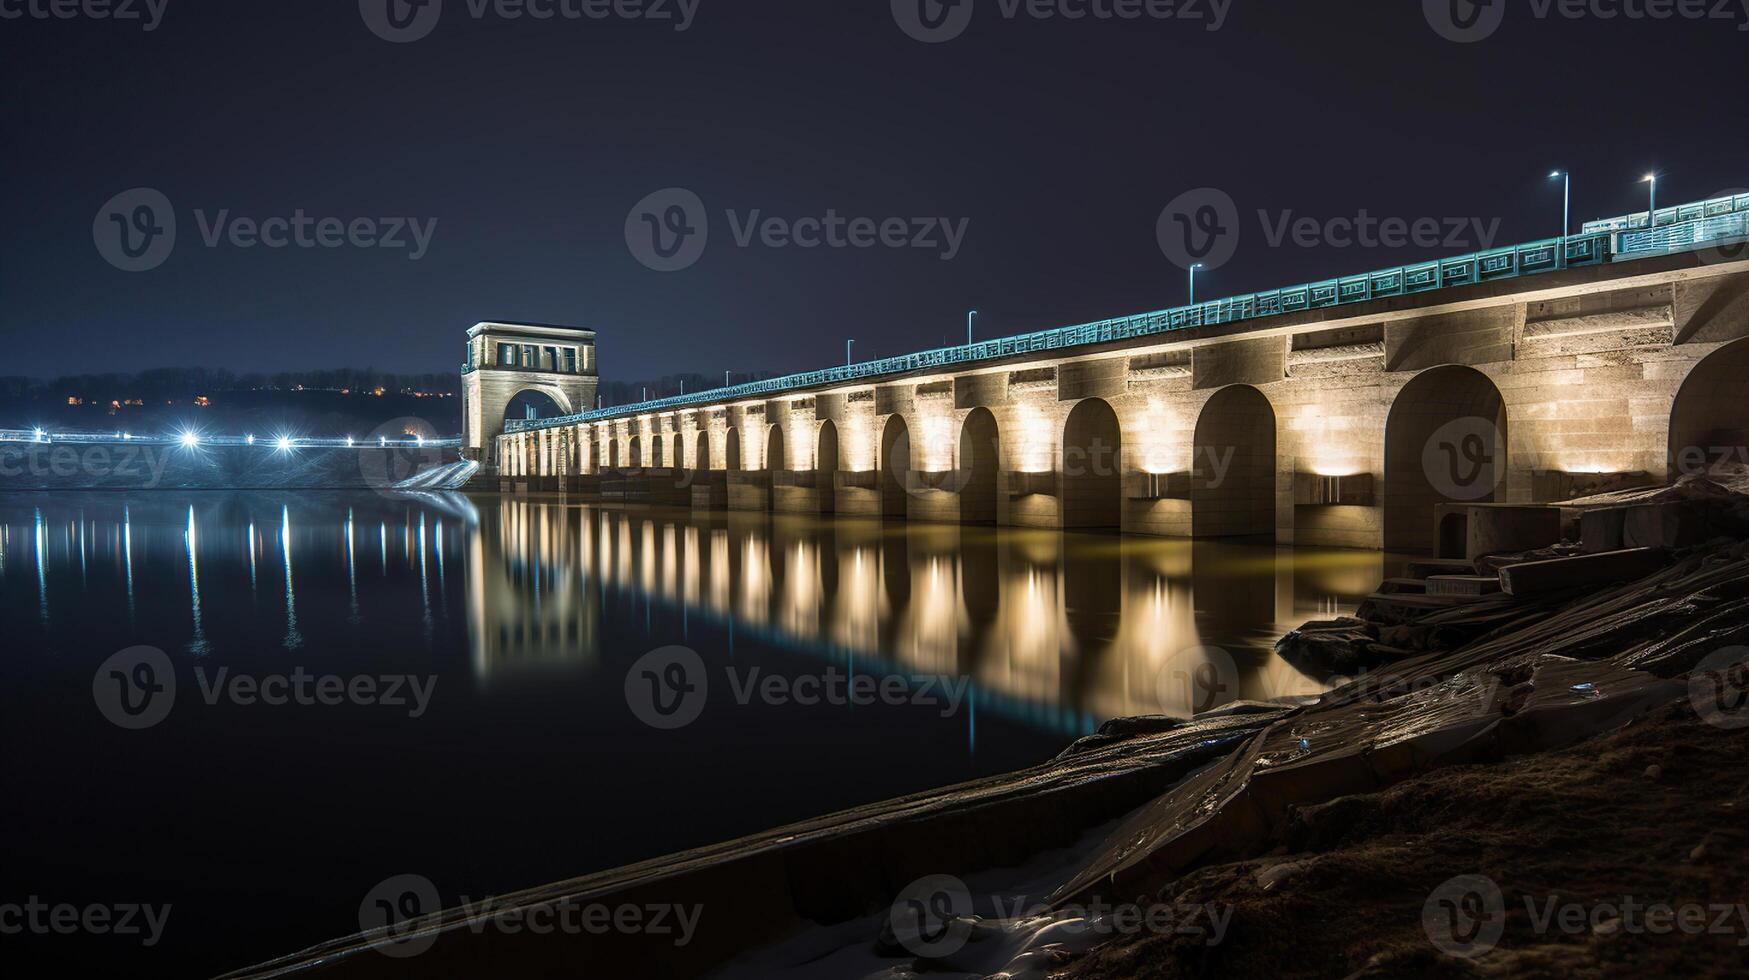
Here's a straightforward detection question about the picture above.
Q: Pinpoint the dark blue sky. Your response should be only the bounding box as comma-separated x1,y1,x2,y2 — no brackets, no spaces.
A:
3,0,1746,384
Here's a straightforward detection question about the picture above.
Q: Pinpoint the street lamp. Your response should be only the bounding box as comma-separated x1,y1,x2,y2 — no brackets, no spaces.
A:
1643,173,1659,228
1189,263,1205,305
846,339,855,366
966,310,978,346
1549,170,1570,265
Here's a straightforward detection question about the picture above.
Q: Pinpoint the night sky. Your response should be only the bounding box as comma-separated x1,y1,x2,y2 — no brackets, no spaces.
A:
3,0,1746,385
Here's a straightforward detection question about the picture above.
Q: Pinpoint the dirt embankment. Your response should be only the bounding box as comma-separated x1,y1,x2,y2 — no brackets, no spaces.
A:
1063,702,1749,979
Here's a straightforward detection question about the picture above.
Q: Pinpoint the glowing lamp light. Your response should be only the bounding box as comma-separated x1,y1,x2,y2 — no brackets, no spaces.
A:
276,436,293,452
246,434,255,445
179,431,200,448
346,436,355,447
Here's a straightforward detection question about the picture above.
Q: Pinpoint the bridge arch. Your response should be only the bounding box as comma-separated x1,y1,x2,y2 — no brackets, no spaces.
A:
958,408,1001,525
880,415,912,519
817,420,839,514
503,388,569,427
628,435,642,471
1062,398,1122,531
694,430,712,471
1192,385,1277,540
1669,337,1749,480
1384,365,1508,553
766,423,786,512
725,427,741,471
652,433,665,469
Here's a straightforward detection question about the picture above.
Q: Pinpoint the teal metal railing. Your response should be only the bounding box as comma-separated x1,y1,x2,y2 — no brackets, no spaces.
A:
505,193,1749,435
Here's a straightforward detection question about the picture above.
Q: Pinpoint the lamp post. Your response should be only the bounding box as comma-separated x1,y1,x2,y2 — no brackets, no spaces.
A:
1549,170,1570,265
1642,173,1660,229
724,370,730,388
966,310,978,346
1189,263,1204,305
846,339,855,366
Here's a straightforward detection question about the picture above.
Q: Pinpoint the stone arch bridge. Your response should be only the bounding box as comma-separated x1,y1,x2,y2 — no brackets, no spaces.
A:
497,198,1749,553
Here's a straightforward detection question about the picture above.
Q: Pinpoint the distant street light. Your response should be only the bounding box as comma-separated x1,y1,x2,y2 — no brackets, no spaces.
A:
847,339,855,366
1643,173,1660,228
1189,263,1205,305
967,310,978,346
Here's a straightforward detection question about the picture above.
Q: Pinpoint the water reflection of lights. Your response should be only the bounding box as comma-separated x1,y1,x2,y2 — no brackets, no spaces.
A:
465,506,1385,729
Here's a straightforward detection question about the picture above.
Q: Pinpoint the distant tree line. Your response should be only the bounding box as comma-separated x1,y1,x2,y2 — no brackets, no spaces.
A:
597,371,776,407
0,368,460,404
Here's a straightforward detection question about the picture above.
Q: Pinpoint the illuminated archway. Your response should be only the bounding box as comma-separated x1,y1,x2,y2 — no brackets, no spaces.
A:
1384,365,1507,553
695,430,712,472
1192,385,1277,540
628,435,642,470
1669,337,1749,480
725,427,741,471
958,408,1000,525
766,424,786,513
817,420,839,515
1061,398,1122,531
502,389,564,427
880,415,912,519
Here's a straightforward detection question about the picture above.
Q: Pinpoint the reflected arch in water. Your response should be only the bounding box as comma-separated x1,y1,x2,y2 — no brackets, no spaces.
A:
1061,398,1122,531
958,408,1000,525
1384,365,1507,553
1192,385,1278,541
1669,337,1749,479
880,415,912,519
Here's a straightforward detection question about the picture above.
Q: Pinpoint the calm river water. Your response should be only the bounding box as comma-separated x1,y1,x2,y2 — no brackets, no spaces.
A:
0,491,1392,977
